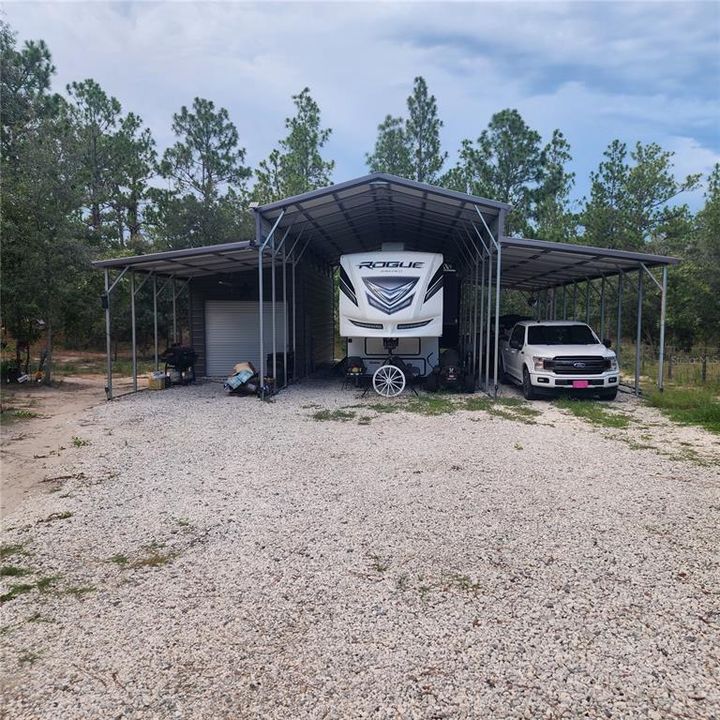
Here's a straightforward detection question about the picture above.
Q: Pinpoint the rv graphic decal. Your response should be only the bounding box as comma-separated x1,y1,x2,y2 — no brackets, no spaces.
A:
363,276,418,315
358,261,424,269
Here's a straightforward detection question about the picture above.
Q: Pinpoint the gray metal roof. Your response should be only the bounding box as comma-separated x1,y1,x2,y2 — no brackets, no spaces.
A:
255,172,509,264
93,173,678,288
93,240,258,278
500,237,679,291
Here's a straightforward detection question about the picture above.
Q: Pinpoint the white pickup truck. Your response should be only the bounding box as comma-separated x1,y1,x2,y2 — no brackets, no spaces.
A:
499,320,620,400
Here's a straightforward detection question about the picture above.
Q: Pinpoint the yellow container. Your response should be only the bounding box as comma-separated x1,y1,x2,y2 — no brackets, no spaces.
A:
147,372,167,391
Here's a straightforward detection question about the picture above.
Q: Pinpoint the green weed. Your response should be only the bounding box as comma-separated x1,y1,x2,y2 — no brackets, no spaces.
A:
646,387,720,434
0,583,35,603
0,544,26,561
311,408,356,422
71,436,90,447
0,566,31,578
555,398,630,428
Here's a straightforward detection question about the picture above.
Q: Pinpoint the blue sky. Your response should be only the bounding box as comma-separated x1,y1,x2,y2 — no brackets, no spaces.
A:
6,1,720,211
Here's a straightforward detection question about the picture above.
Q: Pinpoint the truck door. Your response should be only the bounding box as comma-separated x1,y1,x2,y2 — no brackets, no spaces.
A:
507,325,525,380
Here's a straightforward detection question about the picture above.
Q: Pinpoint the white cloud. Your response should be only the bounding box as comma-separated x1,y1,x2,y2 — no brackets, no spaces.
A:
4,1,718,209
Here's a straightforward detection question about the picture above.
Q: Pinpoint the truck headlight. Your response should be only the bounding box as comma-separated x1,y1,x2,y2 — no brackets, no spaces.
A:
609,357,618,370
533,356,549,371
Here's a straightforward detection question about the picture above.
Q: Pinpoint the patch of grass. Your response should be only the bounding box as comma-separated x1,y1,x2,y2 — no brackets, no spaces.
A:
108,554,129,566
175,517,192,528
0,565,31,578
555,398,630,428
447,573,482,593
311,408,356,422
406,394,457,416
0,407,40,424
37,511,73,524
64,586,96,598
35,576,60,592
463,397,492,412
368,403,401,414
0,544,26,561
71,436,90,447
357,415,372,425
514,442,523,451
646,387,720,434
0,583,36,603
369,553,390,573
132,553,173,568
18,649,43,665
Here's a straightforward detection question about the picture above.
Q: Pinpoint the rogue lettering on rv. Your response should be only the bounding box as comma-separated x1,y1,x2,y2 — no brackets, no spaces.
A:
358,261,425,269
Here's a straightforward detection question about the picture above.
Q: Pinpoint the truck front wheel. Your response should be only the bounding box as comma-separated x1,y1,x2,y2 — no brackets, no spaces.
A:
522,367,539,400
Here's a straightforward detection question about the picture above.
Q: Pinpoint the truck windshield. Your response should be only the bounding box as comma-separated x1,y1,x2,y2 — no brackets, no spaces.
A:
528,324,597,345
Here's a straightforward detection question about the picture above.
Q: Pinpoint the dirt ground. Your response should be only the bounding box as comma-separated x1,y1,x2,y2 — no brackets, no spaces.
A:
0,375,133,517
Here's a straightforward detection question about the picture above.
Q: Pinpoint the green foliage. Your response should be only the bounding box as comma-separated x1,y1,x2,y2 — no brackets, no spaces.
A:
366,115,412,177
554,398,630,428
254,87,334,202
581,140,701,250
152,97,251,248
442,109,549,235
646,387,720,434
367,77,446,183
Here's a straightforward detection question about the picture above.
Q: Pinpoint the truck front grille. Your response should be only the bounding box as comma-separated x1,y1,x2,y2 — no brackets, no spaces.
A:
544,356,610,375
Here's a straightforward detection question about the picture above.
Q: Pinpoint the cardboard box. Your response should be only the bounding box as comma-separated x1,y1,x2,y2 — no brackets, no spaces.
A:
147,371,168,391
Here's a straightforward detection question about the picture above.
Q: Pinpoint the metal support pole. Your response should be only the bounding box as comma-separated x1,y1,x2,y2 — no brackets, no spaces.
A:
485,246,492,391
172,278,177,343
478,252,485,386
657,266,668,391
472,257,479,378
258,247,264,389
104,269,113,400
585,281,590,324
616,274,623,371
634,269,643,395
572,282,577,319
600,276,606,340
283,246,288,387
493,243,502,398
153,275,159,371
271,239,277,383
292,255,297,380
130,272,137,392
562,285,567,320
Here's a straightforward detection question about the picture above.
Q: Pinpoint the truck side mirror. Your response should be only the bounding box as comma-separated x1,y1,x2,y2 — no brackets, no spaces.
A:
603,338,612,348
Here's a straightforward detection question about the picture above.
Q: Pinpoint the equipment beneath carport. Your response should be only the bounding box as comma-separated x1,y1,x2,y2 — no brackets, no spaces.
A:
160,345,197,385
425,348,476,393
224,361,275,398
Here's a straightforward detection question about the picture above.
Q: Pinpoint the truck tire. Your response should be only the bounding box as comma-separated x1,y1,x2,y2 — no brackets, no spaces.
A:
599,387,618,401
522,367,539,400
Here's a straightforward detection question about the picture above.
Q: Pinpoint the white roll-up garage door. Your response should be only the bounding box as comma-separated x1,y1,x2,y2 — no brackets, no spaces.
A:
205,301,287,376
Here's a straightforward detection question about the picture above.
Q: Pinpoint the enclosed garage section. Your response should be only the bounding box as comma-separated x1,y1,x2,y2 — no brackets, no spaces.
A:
204,301,286,377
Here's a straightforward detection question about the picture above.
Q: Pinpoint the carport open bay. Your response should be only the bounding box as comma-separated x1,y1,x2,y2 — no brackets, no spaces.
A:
1,383,718,719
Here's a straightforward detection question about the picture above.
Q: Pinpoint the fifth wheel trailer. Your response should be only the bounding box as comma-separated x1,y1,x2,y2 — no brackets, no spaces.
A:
339,247,444,395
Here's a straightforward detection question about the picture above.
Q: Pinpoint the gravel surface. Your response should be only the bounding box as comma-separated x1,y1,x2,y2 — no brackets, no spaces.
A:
1,381,718,719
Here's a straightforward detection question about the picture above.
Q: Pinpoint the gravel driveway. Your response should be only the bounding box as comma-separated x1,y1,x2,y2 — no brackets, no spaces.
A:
1,381,718,719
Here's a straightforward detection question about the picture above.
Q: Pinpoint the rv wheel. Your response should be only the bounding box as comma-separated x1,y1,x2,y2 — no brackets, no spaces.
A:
372,364,406,398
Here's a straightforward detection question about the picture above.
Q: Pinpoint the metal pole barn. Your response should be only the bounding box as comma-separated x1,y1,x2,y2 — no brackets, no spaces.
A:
657,266,668,391
104,269,113,400
635,269,643,395
153,275,159,371
130,271,137,393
